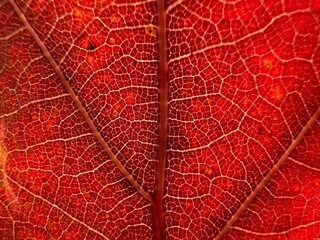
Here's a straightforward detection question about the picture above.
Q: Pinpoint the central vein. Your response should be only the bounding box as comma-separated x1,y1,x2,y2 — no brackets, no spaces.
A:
153,0,169,239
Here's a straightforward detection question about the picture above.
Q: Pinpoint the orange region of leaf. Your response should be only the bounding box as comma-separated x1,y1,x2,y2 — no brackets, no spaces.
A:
272,115,279,122
204,166,213,176
145,25,156,36
74,8,83,18
87,56,95,66
111,15,120,23
109,37,115,44
243,98,249,105
215,54,222,60
263,59,272,68
0,143,8,169
271,86,284,101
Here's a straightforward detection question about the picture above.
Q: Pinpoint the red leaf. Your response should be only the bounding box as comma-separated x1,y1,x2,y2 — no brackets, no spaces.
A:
1,0,320,239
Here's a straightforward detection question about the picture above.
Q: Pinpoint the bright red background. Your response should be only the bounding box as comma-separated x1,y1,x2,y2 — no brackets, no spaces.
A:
1,0,320,239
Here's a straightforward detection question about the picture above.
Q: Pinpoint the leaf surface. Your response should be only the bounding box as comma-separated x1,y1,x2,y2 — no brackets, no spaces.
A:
0,0,320,239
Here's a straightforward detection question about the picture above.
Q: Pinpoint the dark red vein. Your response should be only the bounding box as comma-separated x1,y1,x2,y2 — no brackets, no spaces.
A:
9,0,152,203
153,0,168,239
215,105,320,239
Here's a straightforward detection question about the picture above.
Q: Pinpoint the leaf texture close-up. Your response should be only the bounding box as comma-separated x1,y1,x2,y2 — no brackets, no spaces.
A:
1,0,320,239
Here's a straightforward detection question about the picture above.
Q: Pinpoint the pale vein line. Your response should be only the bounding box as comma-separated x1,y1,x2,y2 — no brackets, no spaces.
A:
218,0,242,4
10,133,93,152
0,93,69,118
0,27,25,40
215,105,320,239
166,0,186,14
289,157,320,172
8,0,152,204
232,219,320,236
169,9,310,63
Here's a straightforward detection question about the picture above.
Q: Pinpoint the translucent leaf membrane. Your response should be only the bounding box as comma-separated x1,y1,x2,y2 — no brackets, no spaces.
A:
14,0,160,194
1,0,320,239
0,1,152,239
165,0,320,239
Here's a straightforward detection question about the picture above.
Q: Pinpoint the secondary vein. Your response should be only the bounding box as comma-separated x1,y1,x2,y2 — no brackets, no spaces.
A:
9,0,152,204
215,105,320,239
